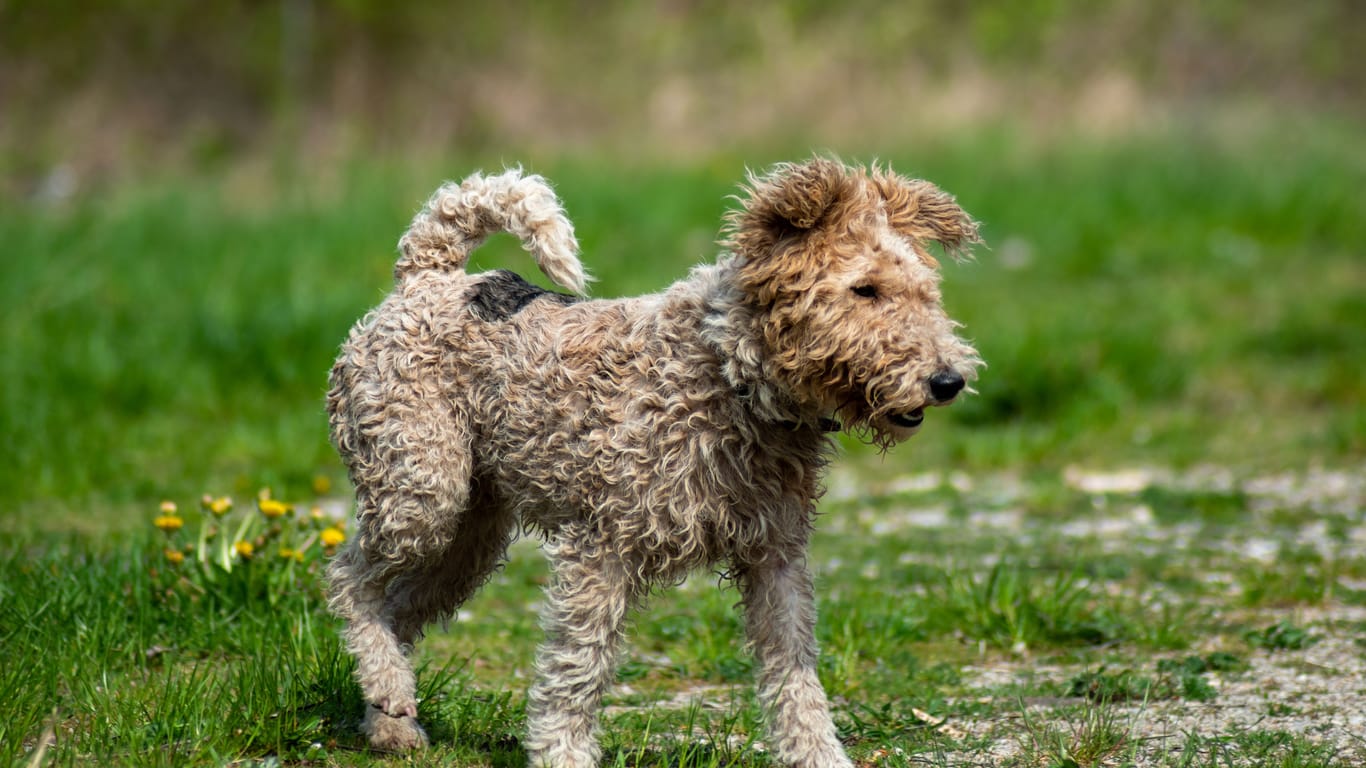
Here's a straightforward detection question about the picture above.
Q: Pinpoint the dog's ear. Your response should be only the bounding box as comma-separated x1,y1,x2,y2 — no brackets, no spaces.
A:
758,157,850,230
724,158,855,257
873,171,981,259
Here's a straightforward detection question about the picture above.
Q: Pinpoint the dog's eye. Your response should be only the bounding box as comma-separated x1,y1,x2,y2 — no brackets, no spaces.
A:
851,284,878,298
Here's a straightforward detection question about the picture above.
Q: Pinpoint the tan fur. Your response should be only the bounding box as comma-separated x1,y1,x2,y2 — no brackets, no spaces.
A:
325,160,981,766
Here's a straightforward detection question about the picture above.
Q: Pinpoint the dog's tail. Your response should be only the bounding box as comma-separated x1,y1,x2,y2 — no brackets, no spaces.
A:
394,168,589,294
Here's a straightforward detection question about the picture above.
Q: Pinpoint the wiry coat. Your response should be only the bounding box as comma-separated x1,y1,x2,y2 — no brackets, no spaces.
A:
325,159,981,767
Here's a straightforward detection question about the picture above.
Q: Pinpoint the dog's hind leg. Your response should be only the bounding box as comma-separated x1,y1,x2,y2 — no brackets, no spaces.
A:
388,481,517,647
524,528,639,768
325,390,475,751
327,530,432,751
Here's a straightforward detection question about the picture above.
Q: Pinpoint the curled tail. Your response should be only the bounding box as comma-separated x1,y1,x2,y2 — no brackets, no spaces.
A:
395,168,589,294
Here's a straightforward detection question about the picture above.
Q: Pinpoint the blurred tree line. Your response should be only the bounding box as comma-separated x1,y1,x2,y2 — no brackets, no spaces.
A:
2,0,1361,191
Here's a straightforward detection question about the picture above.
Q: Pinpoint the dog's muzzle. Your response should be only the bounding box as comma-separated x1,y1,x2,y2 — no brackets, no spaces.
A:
886,368,966,429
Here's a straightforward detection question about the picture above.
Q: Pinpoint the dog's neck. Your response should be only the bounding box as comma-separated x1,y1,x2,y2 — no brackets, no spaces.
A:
691,257,838,433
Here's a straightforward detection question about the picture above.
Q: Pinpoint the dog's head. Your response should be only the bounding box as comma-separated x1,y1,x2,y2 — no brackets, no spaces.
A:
723,157,982,446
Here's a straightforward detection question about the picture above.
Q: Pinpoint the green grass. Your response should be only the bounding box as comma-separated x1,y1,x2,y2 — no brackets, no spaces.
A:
4,463,1363,766
1066,652,1246,704
2,121,1363,523
1015,697,1136,768
1,536,354,765
2,122,1364,766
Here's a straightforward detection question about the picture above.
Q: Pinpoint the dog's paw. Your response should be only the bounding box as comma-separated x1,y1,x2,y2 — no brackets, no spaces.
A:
362,704,428,751
374,696,419,719
790,749,853,768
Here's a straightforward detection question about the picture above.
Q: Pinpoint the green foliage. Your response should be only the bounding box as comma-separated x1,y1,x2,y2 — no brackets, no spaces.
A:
928,560,1126,650
1172,729,1356,768
1066,667,1155,703
838,700,947,749
1139,487,1249,526
1066,652,1245,705
0,532,357,765
1015,696,1134,768
1245,621,1319,652
148,489,347,611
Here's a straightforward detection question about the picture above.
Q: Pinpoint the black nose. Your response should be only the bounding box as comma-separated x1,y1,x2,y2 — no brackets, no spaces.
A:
929,370,965,402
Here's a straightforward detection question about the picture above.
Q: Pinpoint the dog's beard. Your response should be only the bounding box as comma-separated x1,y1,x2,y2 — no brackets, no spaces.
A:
830,394,928,451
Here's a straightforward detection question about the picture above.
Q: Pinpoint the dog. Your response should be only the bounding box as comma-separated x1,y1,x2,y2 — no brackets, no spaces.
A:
325,157,981,767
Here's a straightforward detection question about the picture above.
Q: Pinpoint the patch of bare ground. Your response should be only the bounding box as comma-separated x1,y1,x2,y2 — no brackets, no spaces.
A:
944,610,1366,766
833,463,1366,766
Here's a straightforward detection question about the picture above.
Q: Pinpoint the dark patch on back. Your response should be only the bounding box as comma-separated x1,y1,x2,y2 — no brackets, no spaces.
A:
469,270,578,322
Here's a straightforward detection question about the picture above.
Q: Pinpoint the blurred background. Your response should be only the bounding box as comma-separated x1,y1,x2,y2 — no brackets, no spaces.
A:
4,1,1363,187
2,1,1362,525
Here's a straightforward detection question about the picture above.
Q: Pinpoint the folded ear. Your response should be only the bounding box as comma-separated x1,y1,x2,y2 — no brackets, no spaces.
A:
723,157,856,257
873,171,981,259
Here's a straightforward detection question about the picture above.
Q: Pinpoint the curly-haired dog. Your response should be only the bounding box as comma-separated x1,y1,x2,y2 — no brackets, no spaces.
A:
325,158,981,767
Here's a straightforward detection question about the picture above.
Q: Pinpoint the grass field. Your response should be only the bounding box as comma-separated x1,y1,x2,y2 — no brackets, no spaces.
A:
2,121,1364,766
6,468,1364,766
4,121,1362,522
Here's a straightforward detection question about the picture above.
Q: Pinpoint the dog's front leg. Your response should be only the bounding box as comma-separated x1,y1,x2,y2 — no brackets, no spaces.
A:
739,556,853,768
524,536,634,768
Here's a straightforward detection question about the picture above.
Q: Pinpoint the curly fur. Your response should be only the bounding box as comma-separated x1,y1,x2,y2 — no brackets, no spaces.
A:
325,160,982,767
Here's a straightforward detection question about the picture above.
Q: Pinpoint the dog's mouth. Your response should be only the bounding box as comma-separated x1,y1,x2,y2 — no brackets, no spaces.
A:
887,408,925,429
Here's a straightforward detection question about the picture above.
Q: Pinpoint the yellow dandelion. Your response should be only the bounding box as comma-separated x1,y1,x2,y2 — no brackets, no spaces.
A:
309,505,325,522
163,549,185,565
234,541,255,558
201,494,233,516
312,475,332,495
153,515,184,532
159,500,178,514
258,498,291,518
320,527,346,548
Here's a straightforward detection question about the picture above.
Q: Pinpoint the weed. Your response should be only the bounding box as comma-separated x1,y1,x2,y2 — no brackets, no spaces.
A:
1067,653,1245,705
1238,555,1340,607
1014,696,1135,768
145,490,343,611
1266,701,1300,717
1067,668,1158,703
1140,487,1250,527
1245,621,1320,652
1174,729,1354,767
928,560,1126,650
1156,654,1246,703
839,700,944,746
